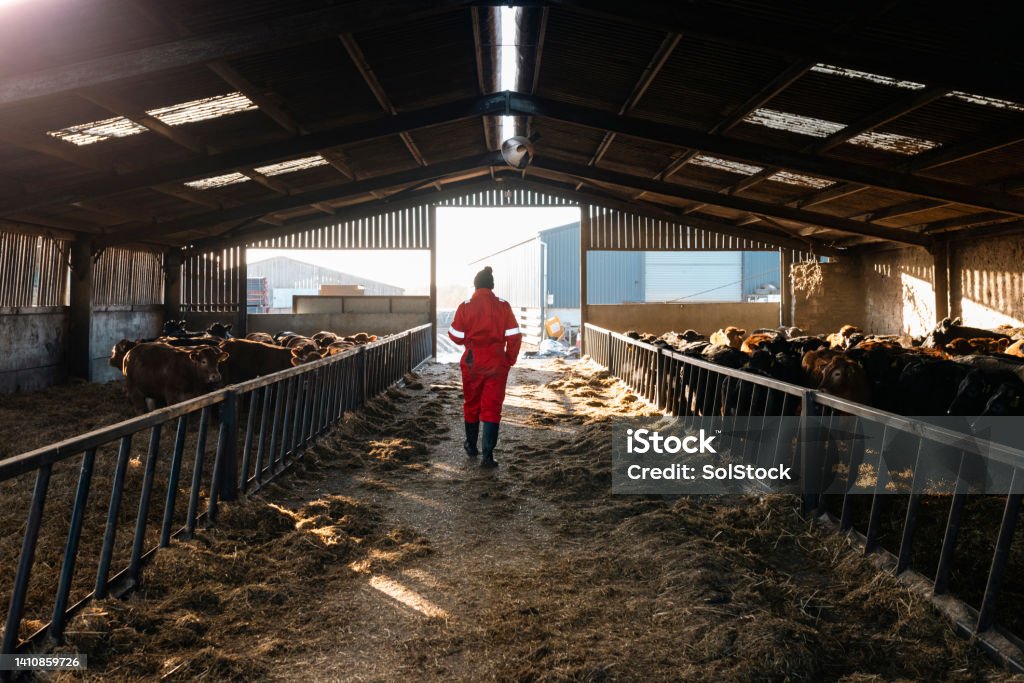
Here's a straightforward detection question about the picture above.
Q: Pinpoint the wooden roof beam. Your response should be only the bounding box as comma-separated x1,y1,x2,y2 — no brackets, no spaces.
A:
94,151,503,247
0,1,472,110
589,32,680,166
646,60,812,188
541,0,1022,104
530,156,932,246
340,33,427,167
719,85,951,196
510,93,1024,216
76,89,208,155
0,93,506,217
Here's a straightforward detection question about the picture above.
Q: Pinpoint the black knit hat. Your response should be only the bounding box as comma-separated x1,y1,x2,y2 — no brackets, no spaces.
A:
473,266,494,289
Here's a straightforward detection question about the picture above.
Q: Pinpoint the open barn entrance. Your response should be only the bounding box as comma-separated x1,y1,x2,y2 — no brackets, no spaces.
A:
434,205,580,362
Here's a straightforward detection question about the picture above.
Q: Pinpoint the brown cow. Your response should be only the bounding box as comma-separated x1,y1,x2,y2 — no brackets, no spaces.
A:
826,324,862,350
311,331,339,349
324,340,356,356
1006,339,1024,358
245,332,275,344
740,332,776,355
123,343,227,412
109,338,138,370
945,336,1011,355
709,327,745,349
801,348,840,388
218,338,300,383
818,356,871,404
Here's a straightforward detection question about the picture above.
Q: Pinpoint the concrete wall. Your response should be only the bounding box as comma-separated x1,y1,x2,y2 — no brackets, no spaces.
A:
0,307,69,393
586,302,779,337
90,305,164,382
292,295,428,315
853,236,1024,335
953,235,1024,328
790,259,867,335
859,247,935,336
243,296,430,336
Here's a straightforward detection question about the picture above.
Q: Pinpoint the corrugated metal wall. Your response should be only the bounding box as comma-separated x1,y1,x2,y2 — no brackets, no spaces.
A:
644,252,743,302
741,251,781,298
476,239,542,309
587,251,644,304
539,223,579,307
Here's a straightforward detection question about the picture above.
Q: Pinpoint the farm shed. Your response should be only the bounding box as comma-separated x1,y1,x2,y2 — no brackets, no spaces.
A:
3,0,1024,678
4,1,1023,387
472,221,785,330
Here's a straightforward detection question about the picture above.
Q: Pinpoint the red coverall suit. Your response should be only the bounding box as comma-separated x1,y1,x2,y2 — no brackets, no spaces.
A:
448,289,522,423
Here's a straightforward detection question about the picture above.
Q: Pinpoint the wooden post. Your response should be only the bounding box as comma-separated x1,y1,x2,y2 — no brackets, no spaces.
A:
68,237,94,381
235,246,248,337
780,248,794,327
428,204,438,359
932,241,950,323
579,204,590,352
163,248,182,323
948,241,962,321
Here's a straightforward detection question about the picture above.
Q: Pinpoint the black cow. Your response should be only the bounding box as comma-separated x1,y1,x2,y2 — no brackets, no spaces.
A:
923,317,1006,349
896,358,970,416
948,369,1024,416
206,322,234,339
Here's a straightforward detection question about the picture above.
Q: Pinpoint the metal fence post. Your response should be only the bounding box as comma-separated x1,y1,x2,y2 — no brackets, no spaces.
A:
799,390,819,513
212,390,239,509
364,348,372,405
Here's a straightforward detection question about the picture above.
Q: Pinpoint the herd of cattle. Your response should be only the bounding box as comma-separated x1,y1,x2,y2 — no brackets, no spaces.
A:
110,320,380,412
623,316,1024,418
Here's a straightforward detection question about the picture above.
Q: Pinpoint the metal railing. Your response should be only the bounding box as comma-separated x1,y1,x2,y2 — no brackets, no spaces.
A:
584,323,1024,660
0,324,432,659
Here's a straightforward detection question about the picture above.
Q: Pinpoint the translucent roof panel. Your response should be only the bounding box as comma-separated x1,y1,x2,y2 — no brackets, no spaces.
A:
47,115,147,146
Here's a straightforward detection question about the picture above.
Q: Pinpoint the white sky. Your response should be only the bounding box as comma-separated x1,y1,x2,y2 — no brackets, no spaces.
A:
247,206,580,294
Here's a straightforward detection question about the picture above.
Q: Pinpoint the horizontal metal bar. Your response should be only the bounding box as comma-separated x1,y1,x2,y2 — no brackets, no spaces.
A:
585,322,1024,467
1,325,433,478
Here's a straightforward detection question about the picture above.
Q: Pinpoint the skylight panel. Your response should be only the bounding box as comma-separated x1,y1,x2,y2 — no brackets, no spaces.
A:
149,92,257,126
847,130,940,155
948,91,1024,112
184,172,249,190
744,108,939,155
690,155,763,175
49,91,260,146
810,64,926,90
47,115,146,146
744,109,845,138
254,156,329,176
768,171,836,190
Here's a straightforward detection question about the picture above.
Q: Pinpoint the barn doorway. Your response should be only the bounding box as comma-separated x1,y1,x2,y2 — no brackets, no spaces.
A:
434,205,581,363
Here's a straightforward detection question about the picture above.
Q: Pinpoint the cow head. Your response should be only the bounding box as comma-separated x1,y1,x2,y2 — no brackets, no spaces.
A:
290,346,324,366
947,369,991,416
820,357,862,389
189,347,229,386
207,322,233,339
162,319,187,336
109,338,137,369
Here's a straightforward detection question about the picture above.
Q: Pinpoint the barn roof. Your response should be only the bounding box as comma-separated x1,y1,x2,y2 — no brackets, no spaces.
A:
1,0,1022,254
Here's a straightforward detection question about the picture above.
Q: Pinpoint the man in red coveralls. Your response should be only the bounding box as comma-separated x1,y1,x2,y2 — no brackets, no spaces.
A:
448,266,522,468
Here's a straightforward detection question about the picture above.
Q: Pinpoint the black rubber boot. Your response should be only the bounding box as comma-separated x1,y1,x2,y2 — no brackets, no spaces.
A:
480,421,500,468
464,421,480,457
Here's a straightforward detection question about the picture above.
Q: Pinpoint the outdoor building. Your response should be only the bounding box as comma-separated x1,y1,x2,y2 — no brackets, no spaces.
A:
247,255,404,312
472,222,783,327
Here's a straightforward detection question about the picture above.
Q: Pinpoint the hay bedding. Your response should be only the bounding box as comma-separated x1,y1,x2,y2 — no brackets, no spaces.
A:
5,365,1022,681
